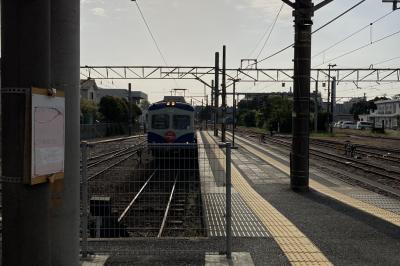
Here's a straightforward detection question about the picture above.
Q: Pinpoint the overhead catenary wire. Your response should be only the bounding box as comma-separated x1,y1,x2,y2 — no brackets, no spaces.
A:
255,3,285,59
133,0,179,87
252,0,369,67
246,4,283,59
314,29,400,67
311,0,367,35
371,55,400,66
312,11,394,59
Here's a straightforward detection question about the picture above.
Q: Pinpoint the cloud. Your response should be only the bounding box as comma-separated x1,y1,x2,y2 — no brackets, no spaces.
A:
91,7,106,17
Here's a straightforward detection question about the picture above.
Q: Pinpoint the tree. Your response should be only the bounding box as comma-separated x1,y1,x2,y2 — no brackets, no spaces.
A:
99,96,128,122
243,110,257,127
139,100,150,110
260,95,293,133
199,106,212,121
350,100,376,120
131,103,142,123
80,99,97,124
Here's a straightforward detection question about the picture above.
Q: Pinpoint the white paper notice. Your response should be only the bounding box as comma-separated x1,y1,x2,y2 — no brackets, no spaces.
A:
32,95,65,178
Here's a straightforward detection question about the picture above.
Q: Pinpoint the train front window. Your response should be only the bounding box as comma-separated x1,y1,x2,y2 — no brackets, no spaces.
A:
173,115,191,130
151,114,169,129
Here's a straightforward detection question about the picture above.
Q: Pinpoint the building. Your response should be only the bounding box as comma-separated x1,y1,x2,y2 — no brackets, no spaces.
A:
238,92,293,109
80,79,148,105
322,97,365,122
80,79,98,102
368,99,400,129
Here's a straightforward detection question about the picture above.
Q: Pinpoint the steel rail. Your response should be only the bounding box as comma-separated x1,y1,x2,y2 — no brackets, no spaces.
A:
87,147,133,168
263,136,400,183
228,131,400,198
262,133,400,161
157,174,178,238
86,135,145,146
273,134,400,155
118,170,157,223
87,140,146,168
88,147,131,162
304,139,400,163
88,149,141,181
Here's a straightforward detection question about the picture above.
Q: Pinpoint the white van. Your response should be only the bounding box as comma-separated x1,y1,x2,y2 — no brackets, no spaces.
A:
356,121,373,130
341,121,357,129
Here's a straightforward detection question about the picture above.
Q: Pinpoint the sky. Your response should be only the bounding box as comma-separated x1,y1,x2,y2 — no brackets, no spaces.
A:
80,0,400,104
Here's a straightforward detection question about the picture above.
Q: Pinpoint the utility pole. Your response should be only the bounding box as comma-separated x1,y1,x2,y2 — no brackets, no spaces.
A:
49,1,80,265
327,63,336,133
283,0,333,192
128,83,133,136
228,78,240,147
210,80,214,131
232,80,238,148
2,1,52,265
314,80,319,132
214,52,220,137
330,77,336,134
221,45,227,143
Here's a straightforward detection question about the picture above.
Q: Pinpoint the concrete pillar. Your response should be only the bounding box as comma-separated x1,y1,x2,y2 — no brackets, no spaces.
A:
1,0,52,265
290,0,313,192
49,0,80,265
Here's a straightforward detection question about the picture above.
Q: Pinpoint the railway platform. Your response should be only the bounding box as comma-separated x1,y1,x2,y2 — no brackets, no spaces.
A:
80,132,400,265
202,130,400,265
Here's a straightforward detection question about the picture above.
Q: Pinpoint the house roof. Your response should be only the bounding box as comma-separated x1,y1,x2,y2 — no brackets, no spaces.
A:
80,79,98,91
375,99,400,104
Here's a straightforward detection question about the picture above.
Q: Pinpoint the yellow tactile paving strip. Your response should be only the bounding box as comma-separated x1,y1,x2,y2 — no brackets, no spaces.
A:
202,132,332,266
233,133,400,227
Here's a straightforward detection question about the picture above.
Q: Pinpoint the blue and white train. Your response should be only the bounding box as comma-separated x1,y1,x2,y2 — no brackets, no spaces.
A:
147,96,196,144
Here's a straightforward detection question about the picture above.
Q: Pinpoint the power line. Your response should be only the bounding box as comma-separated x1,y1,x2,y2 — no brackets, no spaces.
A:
371,55,400,66
256,3,284,59
254,43,293,65
253,0,369,66
312,0,367,35
312,11,394,59
315,29,400,67
133,0,179,87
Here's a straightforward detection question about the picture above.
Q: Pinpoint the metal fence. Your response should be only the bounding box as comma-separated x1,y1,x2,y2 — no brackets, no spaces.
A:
80,123,143,140
80,137,232,258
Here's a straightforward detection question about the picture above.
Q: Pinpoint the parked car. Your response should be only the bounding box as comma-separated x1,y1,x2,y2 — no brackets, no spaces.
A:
356,121,373,130
341,121,357,129
334,121,344,128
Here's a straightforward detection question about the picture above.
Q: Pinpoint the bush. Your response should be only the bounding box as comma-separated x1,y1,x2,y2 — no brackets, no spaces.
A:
99,96,127,122
80,99,97,124
244,110,257,127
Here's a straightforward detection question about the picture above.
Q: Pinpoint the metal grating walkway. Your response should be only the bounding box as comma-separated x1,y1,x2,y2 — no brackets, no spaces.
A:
204,193,269,237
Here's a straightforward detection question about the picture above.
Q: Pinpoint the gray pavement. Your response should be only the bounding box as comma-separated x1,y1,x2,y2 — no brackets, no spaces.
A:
233,141,400,266
88,238,289,266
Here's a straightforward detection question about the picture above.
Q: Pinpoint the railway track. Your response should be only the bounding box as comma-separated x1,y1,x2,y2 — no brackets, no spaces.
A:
230,129,400,198
115,166,204,237
266,136,400,182
84,138,205,238
273,134,400,163
80,136,146,181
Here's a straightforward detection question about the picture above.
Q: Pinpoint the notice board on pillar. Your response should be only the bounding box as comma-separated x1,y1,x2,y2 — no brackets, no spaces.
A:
27,87,65,185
